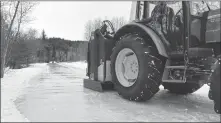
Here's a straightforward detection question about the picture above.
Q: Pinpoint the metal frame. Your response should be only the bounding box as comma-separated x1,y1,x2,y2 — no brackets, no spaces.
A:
129,1,151,21
182,1,191,82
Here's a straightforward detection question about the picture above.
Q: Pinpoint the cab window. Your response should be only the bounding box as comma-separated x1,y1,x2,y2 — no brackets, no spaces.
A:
191,1,220,15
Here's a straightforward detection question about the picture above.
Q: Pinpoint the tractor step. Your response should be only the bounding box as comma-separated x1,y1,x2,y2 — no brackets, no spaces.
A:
162,79,186,83
165,65,186,69
162,79,205,84
165,65,202,71
83,79,114,92
169,48,214,59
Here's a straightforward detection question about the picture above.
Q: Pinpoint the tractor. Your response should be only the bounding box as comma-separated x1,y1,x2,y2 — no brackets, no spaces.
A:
83,1,220,114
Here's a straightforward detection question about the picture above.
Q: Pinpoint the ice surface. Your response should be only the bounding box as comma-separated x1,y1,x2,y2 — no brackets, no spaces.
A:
2,62,220,122
1,63,47,122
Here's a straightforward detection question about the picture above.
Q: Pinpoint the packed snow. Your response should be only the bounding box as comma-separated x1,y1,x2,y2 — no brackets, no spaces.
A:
58,61,87,70
1,63,47,122
1,61,220,122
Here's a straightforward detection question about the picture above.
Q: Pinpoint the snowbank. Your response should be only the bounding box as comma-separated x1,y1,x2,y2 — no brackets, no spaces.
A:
58,61,87,70
159,84,210,97
1,63,47,122
194,84,210,97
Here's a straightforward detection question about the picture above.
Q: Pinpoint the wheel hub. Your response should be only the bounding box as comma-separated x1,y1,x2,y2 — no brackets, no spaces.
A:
115,48,139,87
122,55,138,80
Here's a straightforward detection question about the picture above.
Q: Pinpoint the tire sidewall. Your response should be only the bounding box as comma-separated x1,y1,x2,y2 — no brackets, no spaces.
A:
111,38,159,97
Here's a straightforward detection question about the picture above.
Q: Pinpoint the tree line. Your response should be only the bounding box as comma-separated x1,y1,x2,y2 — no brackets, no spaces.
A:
37,31,88,64
1,1,128,78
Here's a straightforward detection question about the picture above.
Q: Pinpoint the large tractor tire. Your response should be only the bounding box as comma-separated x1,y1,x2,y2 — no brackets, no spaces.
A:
209,55,220,114
162,82,203,94
110,34,166,101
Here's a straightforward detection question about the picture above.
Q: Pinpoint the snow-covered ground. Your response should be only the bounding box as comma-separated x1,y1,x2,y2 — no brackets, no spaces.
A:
1,63,47,122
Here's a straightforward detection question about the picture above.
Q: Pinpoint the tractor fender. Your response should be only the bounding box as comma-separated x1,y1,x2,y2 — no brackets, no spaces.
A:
114,22,169,58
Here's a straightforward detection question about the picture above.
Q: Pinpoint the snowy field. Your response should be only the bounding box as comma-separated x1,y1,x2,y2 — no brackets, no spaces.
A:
1,62,220,122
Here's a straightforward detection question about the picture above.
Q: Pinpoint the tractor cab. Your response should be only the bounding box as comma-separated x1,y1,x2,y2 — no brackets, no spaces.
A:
125,1,220,70
130,1,220,50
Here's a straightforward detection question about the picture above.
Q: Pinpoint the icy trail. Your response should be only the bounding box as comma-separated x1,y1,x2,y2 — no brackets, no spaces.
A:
1,63,47,122
1,62,220,122
13,62,220,122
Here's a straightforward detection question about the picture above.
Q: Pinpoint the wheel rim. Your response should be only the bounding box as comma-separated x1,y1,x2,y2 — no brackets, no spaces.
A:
115,48,139,87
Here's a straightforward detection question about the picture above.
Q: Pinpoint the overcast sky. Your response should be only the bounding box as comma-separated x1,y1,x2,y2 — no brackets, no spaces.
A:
27,1,132,41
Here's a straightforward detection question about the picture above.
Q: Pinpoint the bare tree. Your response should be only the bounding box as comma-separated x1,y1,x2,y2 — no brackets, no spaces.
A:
1,1,6,77
93,18,102,30
84,18,102,40
192,1,220,15
110,16,127,31
84,20,93,41
14,1,38,41
41,29,47,40
1,1,20,78
22,28,39,40
5,1,38,70
1,1,38,77
84,17,127,40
